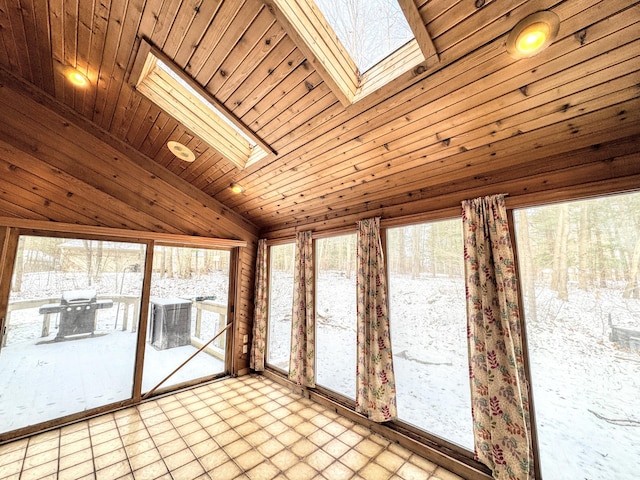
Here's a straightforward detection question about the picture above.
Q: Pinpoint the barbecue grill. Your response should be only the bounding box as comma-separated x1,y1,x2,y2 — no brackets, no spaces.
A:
39,289,113,340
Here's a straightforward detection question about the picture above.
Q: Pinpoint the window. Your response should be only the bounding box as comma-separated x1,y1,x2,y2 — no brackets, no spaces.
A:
131,40,272,169
142,246,230,394
315,233,357,398
271,0,435,105
387,220,473,450
0,236,146,434
314,0,414,73
267,243,296,371
514,192,640,479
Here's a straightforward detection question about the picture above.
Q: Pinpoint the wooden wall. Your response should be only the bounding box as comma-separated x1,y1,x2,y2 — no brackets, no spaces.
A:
0,70,259,375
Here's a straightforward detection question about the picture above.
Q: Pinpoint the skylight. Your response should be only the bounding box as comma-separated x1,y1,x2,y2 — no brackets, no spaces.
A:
270,0,437,106
130,40,272,169
314,0,415,74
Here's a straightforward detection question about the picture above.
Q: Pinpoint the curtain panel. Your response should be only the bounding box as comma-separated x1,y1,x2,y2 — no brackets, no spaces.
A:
462,195,534,480
289,231,316,387
250,239,268,371
356,217,397,422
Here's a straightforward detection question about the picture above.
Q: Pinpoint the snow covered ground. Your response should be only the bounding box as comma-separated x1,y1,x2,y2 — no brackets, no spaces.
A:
268,270,639,479
0,271,228,435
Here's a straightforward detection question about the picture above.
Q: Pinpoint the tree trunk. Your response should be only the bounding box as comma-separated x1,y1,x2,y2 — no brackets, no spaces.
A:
557,205,570,301
411,225,420,279
516,211,537,322
11,239,24,292
623,238,640,299
83,240,93,286
578,205,590,290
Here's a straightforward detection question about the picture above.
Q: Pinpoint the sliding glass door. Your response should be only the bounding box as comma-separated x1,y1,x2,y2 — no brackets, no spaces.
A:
0,236,146,434
0,234,235,439
141,245,230,394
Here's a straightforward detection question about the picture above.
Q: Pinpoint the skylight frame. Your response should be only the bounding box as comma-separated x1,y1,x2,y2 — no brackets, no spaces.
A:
130,40,274,169
268,0,438,106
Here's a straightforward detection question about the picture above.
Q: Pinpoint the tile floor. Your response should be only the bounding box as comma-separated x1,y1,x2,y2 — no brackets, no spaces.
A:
0,375,464,480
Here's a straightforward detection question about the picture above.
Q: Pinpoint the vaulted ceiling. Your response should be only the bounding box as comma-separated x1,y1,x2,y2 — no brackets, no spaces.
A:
0,0,638,237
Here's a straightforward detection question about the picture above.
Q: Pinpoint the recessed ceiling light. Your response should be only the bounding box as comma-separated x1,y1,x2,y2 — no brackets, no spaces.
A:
66,68,89,87
506,11,560,59
230,183,245,194
167,141,196,162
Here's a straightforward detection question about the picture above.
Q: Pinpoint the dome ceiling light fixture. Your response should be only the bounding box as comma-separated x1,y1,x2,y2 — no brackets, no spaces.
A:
506,11,560,59
230,183,245,194
65,67,89,87
167,141,196,162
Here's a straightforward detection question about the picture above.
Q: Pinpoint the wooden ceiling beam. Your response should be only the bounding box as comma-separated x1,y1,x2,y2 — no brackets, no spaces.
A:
397,0,439,63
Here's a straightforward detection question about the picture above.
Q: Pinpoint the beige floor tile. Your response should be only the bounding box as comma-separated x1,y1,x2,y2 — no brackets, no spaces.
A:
59,447,93,471
236,450,266,470
236,420,260,437
374,449,405,473
60,437,92,458
244,429,272,447
359,462,392,480
60,427,89,446
128,447,162,470
94,447,127,470
276,429,301,447
0,450,24,475
354,438,384,457
397,461,431,480
156,437,188,457
224,438,251,457
22,446,59,470
264,420,288,436
282,414,303,428
123,437,156,457
171,459,205,478
294,421,318,437
270,449,299,471
308,428,333,447
208,460,242,480
25,439,57,457
95,459,131,480
199,449,231,471
285,462,317,480
257,438,285,458
323,461,354,480
339,449,369,471
323,438,351,458
0,458,24,478
337,429,364,447
307,449,334,471
190,438,219,458
247,461,280,480
291,438,317,458
163,447,196,471
92,437,124,458
212,426,239,445
133,460,169,479
58,460,95,480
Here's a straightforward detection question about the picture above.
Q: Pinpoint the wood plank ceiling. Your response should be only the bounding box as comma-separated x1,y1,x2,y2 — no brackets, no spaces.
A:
0,0,638,238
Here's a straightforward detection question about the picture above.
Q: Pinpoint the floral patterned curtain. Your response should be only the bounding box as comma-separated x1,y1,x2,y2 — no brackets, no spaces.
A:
355,217,397,422
250,239,268,371
462,195,534,480
289,231,316,387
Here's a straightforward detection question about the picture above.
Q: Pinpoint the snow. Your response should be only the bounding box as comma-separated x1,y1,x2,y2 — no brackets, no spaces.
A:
0,270,229,434
267,270,639,479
